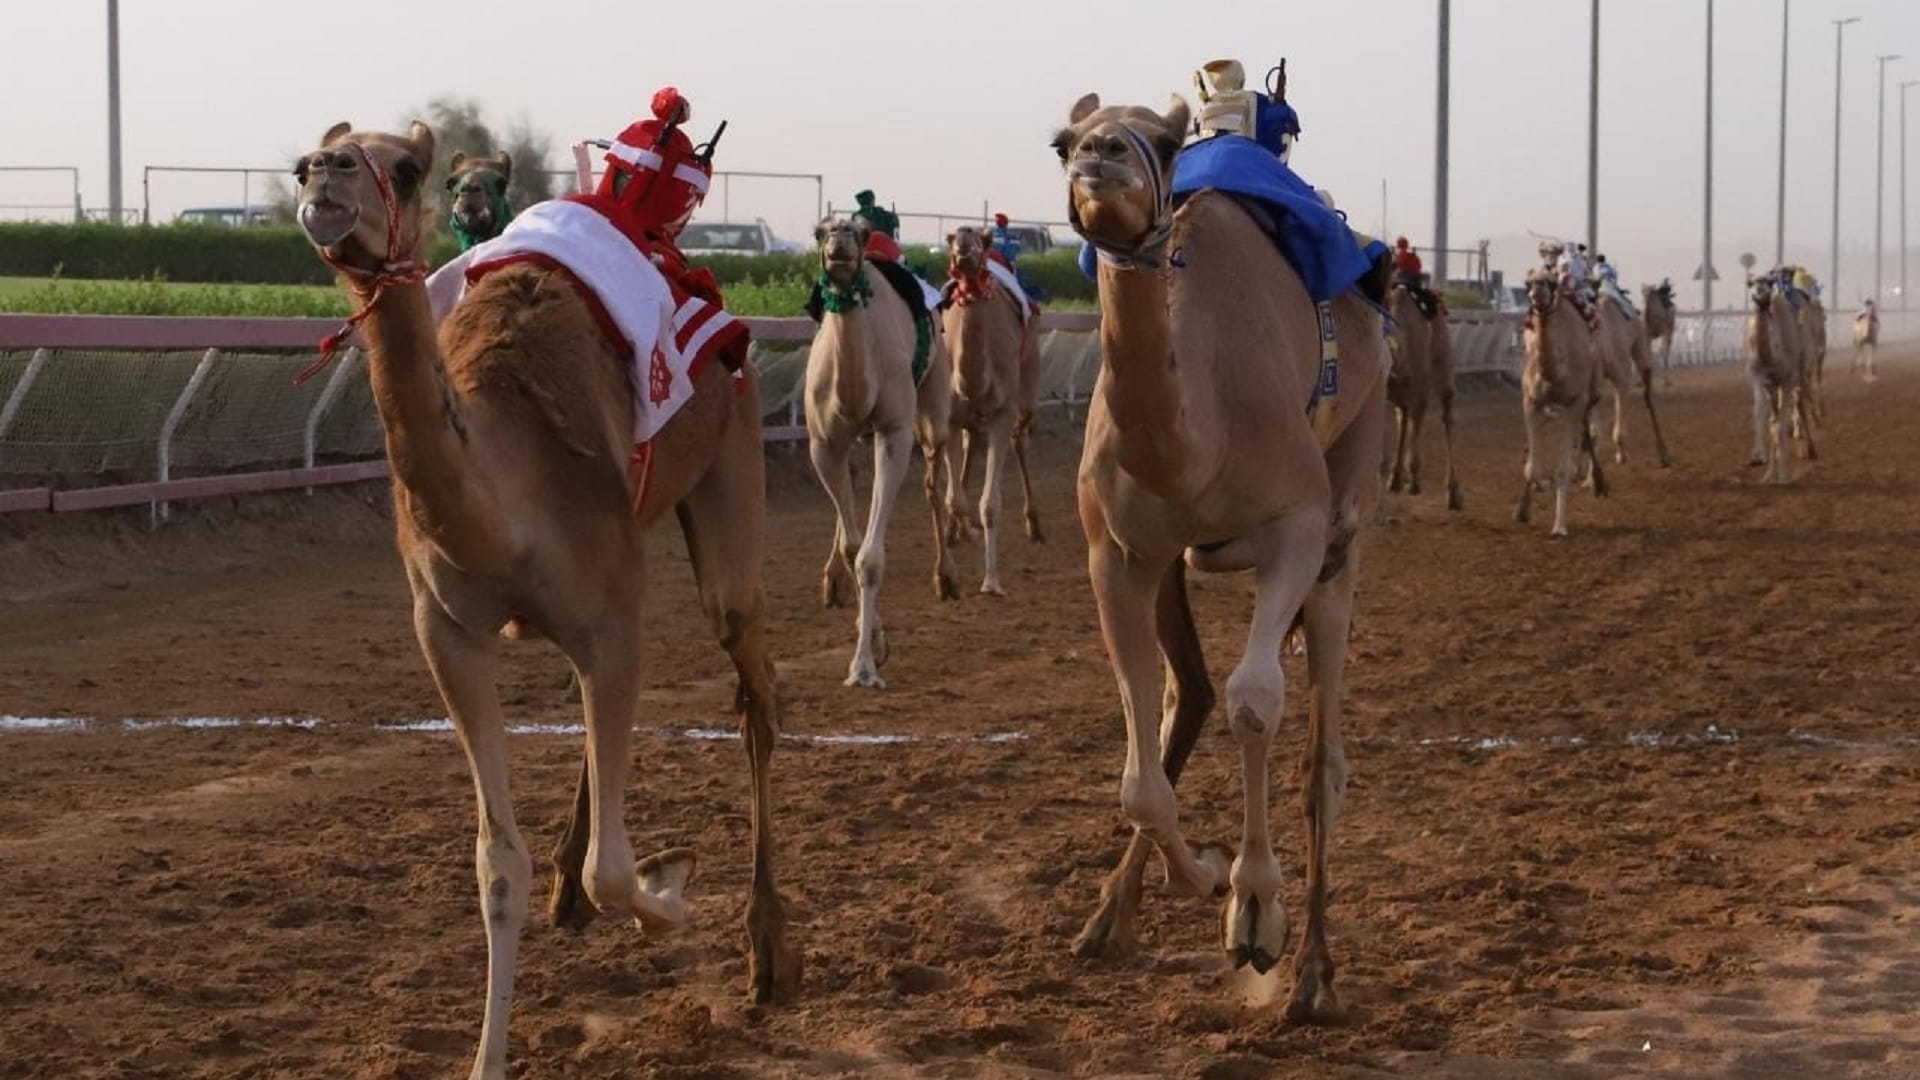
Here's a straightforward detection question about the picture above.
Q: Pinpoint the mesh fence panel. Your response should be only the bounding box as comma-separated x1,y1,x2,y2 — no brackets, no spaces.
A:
7,310,1912,493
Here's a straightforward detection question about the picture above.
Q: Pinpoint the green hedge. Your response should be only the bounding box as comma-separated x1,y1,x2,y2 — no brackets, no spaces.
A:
0,220,1094,307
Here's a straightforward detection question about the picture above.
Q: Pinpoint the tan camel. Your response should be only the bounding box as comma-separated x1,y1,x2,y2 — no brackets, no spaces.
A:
1745,276,1817,483
295,121,797,1080
1852,299,1881,381
1641,281,1677,370
806,217,959,688
1054,93,1387,1023
1382,282,1462,509
1514,270,1609,537
1592,294,1673,467
446,150,513,248
940,225,1044,594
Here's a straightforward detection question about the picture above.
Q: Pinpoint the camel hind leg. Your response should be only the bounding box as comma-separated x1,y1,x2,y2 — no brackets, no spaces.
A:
944,427,977,547
1072,561,1213,959
412,594,532,1080
675,401,800,1002
1013,410,1044,543
1439,383,1463,510
918,417,961,603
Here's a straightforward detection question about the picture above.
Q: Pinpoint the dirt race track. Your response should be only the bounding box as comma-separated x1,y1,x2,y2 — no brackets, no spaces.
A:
3,355,1919,1079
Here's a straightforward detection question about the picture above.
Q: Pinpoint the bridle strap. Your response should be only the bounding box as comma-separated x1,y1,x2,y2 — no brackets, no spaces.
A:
298,140,429,384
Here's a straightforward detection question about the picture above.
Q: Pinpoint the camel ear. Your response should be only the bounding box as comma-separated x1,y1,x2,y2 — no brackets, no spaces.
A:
814,223,828,246
322,121,352,146
406,121,436,170
495,151,512,181
1162,95,1192,141
1069,93,1100,124
449,151,467,172
945,231,956,247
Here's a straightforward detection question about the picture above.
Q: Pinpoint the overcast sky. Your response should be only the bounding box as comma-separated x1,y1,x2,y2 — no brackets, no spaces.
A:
7,0,1920,306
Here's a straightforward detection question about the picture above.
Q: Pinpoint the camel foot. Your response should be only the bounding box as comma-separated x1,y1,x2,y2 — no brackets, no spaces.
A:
1284,959,1344,1025
1222,888,1289,975
547,864,598,933
633,847,697,934
1406,478,1422,496
745,893,802,1005
1446,482,1464,512
1746,455,1766,469
980,579,1007,598
1387,475,1405,495
1591,472,1610,499
1513,497,1532,525
1071,882,1142,960
933,568,960,603
1024,511,1044,544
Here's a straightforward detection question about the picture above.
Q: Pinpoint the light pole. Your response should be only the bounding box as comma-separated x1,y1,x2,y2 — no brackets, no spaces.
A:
1587,0,1599,254
1434,0,1451,290
1776,0,1790,266
106,0,122,222
1877,53,1902,304
1704,0,1715,312
1902,80,1918,309
1832,17,1860,299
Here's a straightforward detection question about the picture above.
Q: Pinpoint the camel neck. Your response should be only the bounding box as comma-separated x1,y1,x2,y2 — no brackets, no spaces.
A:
359,282,487,536
1095,261,1203,498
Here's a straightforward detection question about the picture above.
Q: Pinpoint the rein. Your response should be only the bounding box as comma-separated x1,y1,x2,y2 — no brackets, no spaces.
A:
1068,123,1176,271
297,141,428,384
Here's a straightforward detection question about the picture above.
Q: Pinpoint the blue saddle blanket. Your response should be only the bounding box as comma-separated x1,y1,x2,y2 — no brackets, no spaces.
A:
1077,135,1385,303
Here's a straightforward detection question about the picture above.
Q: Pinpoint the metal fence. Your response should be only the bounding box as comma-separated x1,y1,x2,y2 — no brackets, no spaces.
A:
2,305,1906,519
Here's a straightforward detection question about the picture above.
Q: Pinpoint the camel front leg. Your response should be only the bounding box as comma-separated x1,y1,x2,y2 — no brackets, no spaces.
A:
1072,561,1214,959
1222,510,1328,976
413,598,531,1080
1388,407,1411,494
1549,408,1585,538
807,434,861,608
1405,408,1426,496
1090,535,1231,900
845,425,914,688
1640,368,1672,468
1610,374,1629,464
1749,381,1770,467
1768,388,1792,484
1514,400,1538,526
977,420,1012,596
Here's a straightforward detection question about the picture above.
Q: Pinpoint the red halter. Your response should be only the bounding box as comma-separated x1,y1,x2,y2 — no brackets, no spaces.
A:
297,140,429,384
946,252,997,306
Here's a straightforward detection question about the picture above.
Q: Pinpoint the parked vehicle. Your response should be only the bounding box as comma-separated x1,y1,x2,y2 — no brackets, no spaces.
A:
678,218,801,256
174,205,279,228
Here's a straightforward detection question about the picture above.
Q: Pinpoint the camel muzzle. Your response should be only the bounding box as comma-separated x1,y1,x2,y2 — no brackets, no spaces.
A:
298,199,360,247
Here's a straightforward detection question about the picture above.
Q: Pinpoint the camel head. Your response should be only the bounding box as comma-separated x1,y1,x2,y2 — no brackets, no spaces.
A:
295,121,435,276
814,216,869,288
1524,269,1562,316
1052,92,1189,264
1748,275,1776,312
947,225,989,274
446,150,513,243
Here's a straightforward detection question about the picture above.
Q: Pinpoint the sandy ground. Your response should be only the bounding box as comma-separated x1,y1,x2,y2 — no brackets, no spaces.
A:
2,354,1918,1079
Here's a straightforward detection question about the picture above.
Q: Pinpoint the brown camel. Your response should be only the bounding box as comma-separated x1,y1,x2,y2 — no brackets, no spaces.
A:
1054,93,1388,1023
446,150,513,248
1382,282,1462,509
294,121,797,1080
806,217,959,688
1592,293,1673,467
940,225,1044,594
1797,293,1829,419
1852,299,1881,381
1745,275,1817,483
1515,270,1608,537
